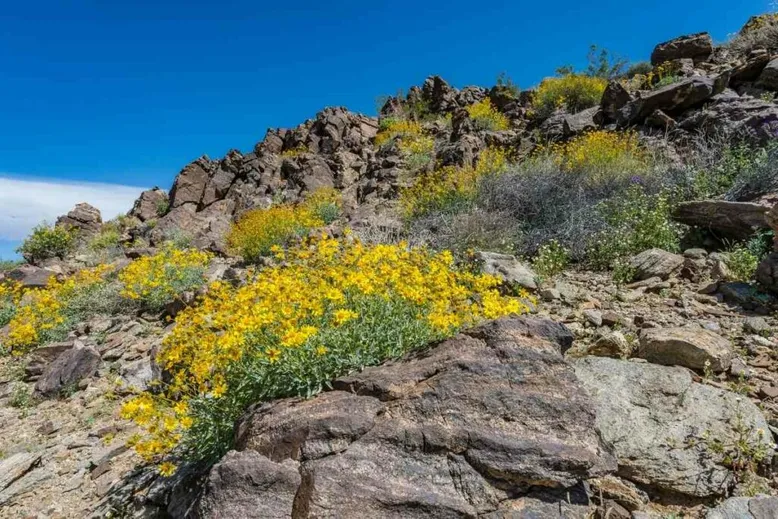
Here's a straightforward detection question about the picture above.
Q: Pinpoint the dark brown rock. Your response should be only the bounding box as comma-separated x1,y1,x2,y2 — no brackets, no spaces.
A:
169,158,212,208
55,202,102,236
650,32,713,65
129,188,169,221
34,341,100,397
198,317,616,518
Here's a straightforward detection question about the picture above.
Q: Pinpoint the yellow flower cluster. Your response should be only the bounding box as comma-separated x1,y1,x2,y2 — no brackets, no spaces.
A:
532,74,607,117
119,246,211,309
3,265,112,353
374,118,434,168
279,145,308,158
538,130,648,180
227,188,342,263
400,147,509,218
465,98,509,131
621,62,679,92
121,234,531,463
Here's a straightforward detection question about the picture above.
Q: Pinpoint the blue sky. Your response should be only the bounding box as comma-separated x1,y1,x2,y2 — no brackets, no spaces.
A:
0,0,771,259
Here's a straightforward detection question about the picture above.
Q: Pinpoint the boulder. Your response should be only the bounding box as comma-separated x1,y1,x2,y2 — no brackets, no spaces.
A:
574,356,773,498
756,58,778,91
55,202,102,236
706,496,778,518
34,341,100,397
129,188,169,221
4,264,57,288
475,250,537,290
601,81,634,123
168,158,212,208
673,200,769,239
618,76,726,125
650,32,713,65
563,106,600,135
198,317,616,518
583,331,631,359
197,451,301,519
628,248,684,281
757,251,778,294
638,326,733,372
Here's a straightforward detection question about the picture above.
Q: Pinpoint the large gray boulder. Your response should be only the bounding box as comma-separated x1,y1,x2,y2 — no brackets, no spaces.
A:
638,326,734,372
574,357,773,498
650,32,713,65
197,318,616,518
618,76,727,126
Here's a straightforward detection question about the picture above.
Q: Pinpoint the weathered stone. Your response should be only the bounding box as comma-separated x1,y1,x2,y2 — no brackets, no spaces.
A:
706,495,778,518
601,81,634,122
129,188,169,221
628,249,684,281
638,326,733,372
199,317,616,518
197,451,301,519
475,250,537,290
55,202,102,236
679,95,778,144
4,264,57,288
583,309,603,327
588,475,649,512
574,357,773,498
0,452,41,492
674,200,769,239
757,58,778,91
651,32,713,65
34,341,100,396
169,158,211,208
744,316,771,335
757,252,778,293
584,331,631,359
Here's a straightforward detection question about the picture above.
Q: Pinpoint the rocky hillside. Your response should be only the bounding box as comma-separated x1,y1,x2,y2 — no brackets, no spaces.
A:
3,13,778,519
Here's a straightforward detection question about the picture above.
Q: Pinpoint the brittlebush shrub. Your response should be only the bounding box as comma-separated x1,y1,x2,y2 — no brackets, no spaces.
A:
17,224,75,263
466,99,509,131
119,246,211,312
3,265,116,353
537,130,650,181
375,119,434,169
121,235,532,469
401,147,508,219
0,282,23,329
532,74,607,117
227,189,342,262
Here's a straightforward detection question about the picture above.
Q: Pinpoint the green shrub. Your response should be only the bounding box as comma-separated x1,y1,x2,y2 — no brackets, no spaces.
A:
532,74,607,117
532,240,570,280
725,246,760,282
17,224,75,263
587,186,682,270
88,228,121,251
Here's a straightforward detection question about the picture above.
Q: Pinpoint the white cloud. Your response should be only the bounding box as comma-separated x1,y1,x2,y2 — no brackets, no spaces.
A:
0,176,147,241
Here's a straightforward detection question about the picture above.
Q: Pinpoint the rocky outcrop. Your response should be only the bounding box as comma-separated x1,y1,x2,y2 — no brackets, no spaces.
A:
196,317,616,518
651,32,714,65
574,356,773,498
129,188,168,222
55,203,102,236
